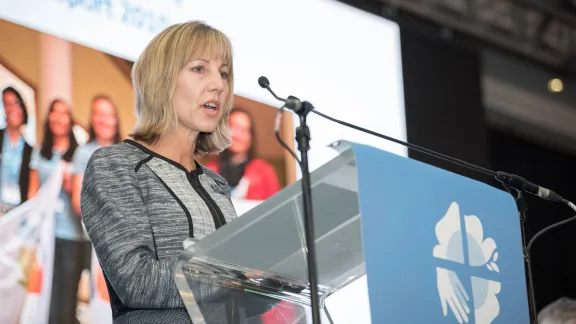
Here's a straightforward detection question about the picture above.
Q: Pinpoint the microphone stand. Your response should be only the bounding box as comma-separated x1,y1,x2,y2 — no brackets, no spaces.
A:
293,100,322,324
507,187,538,323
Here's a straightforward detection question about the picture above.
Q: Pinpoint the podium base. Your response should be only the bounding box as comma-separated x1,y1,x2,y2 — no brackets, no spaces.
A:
174,251,336,324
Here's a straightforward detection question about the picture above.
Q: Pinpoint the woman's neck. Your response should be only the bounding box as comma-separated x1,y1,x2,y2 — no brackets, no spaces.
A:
150,128,198,172
52,135,70,152
5,127,21,144
95,137,114,147
230,152,248,164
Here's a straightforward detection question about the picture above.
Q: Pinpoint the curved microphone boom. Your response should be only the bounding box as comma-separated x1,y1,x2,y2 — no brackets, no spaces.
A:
258,76,306,113
258,76,285,103
259,76,301,164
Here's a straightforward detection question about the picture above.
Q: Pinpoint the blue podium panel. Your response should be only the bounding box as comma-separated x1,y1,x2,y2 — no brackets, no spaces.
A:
351,143,529,324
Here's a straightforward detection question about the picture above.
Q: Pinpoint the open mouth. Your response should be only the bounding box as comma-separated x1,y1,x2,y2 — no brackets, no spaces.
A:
203,101,219,111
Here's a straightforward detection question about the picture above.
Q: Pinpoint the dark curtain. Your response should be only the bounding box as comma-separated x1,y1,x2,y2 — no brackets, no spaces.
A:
401,29,490,183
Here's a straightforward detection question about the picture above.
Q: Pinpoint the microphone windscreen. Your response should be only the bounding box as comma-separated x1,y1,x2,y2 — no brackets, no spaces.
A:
258,76,270,88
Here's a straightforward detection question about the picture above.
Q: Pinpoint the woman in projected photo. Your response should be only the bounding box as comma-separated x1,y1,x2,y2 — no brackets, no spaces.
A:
206,108,296,324
71,95,121,216
205,109,295,324
206,107,280,200
70,95,121,308
0,87,33,212
28,99,81,324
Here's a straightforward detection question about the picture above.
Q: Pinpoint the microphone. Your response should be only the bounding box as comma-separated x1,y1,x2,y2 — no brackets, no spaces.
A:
258,76,568,205
257,76,270,89
258,76,307,113
495,172,563,203
258,76,285,103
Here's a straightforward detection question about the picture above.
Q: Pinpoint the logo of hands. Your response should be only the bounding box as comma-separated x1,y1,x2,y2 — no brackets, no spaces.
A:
437,268,470,323
433,202,501,324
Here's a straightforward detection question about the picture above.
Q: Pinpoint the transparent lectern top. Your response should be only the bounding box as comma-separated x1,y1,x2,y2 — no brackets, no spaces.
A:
174,142,366,323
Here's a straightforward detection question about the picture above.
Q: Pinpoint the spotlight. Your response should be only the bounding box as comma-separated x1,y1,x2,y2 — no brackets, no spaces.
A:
548,78,564,93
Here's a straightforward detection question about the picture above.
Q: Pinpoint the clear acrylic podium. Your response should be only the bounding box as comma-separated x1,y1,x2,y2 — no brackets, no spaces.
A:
174,142,366,323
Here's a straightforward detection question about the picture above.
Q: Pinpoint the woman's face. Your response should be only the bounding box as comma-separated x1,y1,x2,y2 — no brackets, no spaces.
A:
91,99,118,141
172,57,230,134
2,92,25,129
48,101,72,137
228,111,252,154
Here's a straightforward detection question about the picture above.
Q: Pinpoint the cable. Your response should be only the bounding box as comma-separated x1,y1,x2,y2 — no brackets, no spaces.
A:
275,107,301,165
526,196,576,252
527,214,576,252
523,213,576,322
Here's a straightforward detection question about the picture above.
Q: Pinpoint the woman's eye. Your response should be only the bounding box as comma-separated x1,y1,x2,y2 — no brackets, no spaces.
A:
192,66,203,73
220,71,229,79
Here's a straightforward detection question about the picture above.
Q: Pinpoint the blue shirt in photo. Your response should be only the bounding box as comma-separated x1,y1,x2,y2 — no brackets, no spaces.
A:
30,148,82,241
1,133,25,208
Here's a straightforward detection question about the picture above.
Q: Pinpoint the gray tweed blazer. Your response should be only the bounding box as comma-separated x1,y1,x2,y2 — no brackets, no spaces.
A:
81,140,237,324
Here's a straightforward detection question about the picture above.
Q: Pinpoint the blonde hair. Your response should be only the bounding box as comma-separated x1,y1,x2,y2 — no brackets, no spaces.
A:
130,21,234,156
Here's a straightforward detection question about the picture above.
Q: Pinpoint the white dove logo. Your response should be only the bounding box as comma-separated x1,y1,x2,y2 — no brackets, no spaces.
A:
433,202,501,324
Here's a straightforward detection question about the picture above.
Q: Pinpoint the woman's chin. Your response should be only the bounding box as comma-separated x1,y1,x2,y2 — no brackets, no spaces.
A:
227,145,245,154
6,122,22,129
179,120,218,135
197,124,219,134
52,130,69,137
95,133,116,142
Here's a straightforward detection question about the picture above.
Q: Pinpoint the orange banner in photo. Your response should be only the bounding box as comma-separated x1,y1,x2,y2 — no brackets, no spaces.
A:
26,259,43,294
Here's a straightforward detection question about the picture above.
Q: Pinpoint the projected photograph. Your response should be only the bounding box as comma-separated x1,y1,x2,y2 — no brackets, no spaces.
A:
0,18,296,324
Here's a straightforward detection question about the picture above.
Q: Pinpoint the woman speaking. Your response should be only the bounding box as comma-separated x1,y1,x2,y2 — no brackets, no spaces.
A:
81,21,238,323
